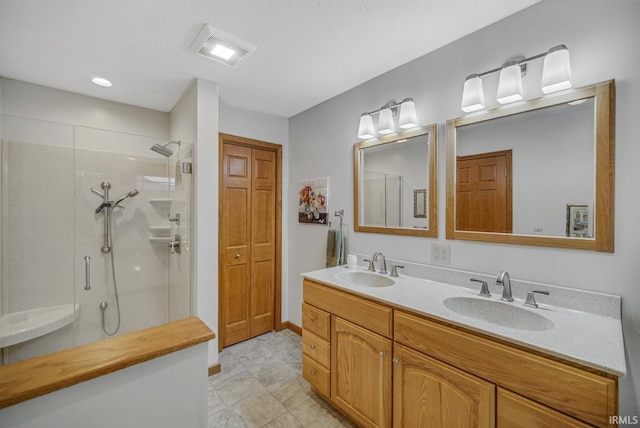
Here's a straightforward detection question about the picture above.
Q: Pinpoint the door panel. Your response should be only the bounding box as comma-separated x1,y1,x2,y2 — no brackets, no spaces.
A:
250,148,276,337
221,144,252,347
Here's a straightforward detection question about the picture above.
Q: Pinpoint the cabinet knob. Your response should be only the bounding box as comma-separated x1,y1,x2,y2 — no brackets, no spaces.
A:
309,370,316,376
392,358,399,365
310,344,316,350
310,318,316,323
380,351,387,358
235,254,240,259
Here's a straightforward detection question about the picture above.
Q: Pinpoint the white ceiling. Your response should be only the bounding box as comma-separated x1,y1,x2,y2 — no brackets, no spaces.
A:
0,0,540,118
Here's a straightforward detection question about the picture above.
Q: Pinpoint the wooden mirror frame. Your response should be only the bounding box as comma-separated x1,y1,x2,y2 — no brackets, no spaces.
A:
446,80,615,252
354,124,438,238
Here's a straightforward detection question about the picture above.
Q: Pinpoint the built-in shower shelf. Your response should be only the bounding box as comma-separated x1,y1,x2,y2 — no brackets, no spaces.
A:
149,198,172,208
149,237,171,245
149,226,172,238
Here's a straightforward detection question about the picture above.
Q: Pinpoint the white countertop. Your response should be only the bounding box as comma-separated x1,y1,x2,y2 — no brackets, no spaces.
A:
302,265,627,377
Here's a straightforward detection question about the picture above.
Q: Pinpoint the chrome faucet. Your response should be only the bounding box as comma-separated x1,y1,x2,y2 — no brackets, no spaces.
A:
496,271,514,302
372,252,388,275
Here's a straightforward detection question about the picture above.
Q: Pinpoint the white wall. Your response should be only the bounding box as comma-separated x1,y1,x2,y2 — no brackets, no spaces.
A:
170,79,220,366
219,100,290,321
1,79,168,138
288,0,640,415
0,343,209,428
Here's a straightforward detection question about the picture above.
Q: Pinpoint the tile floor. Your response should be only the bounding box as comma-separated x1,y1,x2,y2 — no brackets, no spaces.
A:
207,329,356,428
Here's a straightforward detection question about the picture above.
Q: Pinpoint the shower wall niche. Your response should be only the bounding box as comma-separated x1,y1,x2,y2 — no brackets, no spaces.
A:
0,115,193,365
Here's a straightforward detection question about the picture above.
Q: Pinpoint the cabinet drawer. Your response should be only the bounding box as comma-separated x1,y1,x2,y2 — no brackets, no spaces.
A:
394,311,616,427
497,388,591,428
302,330,330,368
304,279,393,338
303,354,330,397
302,303,330,340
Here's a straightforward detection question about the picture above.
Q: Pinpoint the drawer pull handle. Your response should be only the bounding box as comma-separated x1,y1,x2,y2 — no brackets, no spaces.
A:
380,351,387,358
310,318,316,323
310,344,316,350
392,358,399,365
310,370,316,376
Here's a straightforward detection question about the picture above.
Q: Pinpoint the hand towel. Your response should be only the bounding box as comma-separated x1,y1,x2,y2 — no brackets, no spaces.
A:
326,228,344,267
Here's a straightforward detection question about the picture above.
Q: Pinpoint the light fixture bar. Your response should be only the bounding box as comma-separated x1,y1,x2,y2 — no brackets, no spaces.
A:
460,44,572,112
356,98,419,139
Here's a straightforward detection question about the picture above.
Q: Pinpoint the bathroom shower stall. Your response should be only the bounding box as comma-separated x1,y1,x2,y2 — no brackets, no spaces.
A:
0,115,193,365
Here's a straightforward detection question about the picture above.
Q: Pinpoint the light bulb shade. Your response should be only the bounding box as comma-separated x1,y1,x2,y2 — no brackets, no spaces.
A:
377,107,395,135
542,45,572,94
461,74,485,113
496,62,524,104
357,114,375,139
398,99,418,129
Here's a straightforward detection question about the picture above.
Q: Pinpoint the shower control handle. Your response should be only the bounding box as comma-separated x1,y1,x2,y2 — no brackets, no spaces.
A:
84,256,91,290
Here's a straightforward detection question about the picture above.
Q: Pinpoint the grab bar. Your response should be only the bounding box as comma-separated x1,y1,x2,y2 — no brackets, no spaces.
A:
84,256,91,290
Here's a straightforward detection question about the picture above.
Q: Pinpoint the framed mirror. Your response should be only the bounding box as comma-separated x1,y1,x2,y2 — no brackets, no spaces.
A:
354,124,438,237
446,80,614,252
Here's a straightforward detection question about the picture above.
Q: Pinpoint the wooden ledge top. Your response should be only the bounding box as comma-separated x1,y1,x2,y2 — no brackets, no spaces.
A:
0,317,214,410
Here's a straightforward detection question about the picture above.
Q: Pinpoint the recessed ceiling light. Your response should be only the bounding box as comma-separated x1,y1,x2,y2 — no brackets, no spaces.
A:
211,44,236,61
190,24,256,67
91,76,113,87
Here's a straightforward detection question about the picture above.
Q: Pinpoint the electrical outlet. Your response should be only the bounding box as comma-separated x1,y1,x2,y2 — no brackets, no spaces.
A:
431,244,451,266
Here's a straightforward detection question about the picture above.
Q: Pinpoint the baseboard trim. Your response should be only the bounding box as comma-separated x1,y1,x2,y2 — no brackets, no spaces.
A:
208,363,221,377
284,321,302,336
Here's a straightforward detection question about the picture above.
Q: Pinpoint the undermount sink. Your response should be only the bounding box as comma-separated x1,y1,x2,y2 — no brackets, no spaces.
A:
336,271,395,287
443,296,554,331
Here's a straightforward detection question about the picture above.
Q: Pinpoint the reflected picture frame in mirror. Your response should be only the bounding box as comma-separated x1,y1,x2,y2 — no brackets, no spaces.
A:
446,80,615,252
354,124,438,238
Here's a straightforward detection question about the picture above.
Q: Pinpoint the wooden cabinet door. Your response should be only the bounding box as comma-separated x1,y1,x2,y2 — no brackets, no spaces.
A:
393,343,495,428
332,316,392,428
497,388,591,428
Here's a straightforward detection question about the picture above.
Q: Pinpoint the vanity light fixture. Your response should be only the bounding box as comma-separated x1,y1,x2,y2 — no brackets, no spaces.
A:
460,44,572,112
190,24,256,67
357,98,418,140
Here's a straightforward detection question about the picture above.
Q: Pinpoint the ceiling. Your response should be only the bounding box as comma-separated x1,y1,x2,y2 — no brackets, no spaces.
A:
0,0,540,118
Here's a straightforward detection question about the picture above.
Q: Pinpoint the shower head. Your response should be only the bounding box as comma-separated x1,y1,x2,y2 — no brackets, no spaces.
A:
150,140,181,157
113,189,139,207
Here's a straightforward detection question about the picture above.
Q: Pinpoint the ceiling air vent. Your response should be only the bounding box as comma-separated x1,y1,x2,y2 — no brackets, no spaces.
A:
190,24,256,67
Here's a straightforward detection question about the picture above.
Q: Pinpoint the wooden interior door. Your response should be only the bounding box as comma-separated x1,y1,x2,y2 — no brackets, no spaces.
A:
220,134,282,349
220,143,252,346
456,150,512,233
250,148,276,337
393,343,495,428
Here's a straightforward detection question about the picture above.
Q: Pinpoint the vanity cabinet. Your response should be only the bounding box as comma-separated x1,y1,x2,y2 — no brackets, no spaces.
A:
393,343,495,427
302,279,618,428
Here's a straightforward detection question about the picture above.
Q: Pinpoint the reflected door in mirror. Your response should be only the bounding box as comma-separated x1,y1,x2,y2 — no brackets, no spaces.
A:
456,150,512,233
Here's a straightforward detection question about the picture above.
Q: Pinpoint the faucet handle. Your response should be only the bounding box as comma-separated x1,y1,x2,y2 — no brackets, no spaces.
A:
390,265,404,277
470,278,491,298
524,290,550,308
363,259,376,272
